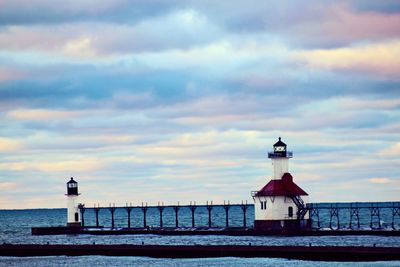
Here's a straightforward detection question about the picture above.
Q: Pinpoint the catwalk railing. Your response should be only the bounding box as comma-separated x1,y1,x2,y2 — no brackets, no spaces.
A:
79,201,252,229
77,201,400,230
307,202,400,230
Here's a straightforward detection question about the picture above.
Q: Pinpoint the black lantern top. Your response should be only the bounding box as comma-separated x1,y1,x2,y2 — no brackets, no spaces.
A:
268,137,292,158
66,177,78,195
273,137,286,154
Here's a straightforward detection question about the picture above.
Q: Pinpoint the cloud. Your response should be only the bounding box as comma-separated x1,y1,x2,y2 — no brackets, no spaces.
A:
0,138,22,152
63,37,98,59
0,182,18,190
1,0,399,50
368,177,391,184
0,0,180,25
293,5,400,47
351,0,400,14
0,67,25,81
295,41,400,79
7,109,82,120
335,97,400,110
0,158,104,172
0,9,221,59
378,143,400,157
0,1,399,208
193,1,400,47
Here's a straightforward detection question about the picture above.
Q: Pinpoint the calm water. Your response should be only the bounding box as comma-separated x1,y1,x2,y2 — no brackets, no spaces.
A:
0,206,399,266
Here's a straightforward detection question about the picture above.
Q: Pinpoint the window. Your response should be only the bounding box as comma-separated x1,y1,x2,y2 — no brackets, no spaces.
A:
260,201,267,210
288,206,293,217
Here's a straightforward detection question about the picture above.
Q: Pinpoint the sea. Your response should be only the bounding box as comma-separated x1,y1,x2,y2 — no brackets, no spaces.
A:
1,204,400,266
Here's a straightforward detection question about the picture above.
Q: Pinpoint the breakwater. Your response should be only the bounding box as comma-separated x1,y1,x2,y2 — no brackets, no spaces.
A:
1,244,400,261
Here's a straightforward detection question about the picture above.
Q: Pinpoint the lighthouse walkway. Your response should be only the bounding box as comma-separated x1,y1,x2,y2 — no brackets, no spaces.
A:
31,201,400,236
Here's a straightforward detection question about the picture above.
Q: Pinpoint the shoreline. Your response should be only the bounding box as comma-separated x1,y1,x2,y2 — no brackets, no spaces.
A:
1,244,400,261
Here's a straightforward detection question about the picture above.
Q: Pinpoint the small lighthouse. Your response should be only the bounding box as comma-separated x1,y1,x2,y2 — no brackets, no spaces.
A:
252,138,311,231
66,177,81,227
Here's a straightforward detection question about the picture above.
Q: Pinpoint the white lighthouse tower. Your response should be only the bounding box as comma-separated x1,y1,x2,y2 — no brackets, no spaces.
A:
252,138,311,231
66,177,81,227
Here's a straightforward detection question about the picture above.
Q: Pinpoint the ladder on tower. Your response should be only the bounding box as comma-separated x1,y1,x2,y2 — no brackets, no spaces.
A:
291,195,308,220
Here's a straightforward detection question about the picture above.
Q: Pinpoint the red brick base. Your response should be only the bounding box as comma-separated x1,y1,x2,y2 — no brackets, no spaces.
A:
67,222,81,227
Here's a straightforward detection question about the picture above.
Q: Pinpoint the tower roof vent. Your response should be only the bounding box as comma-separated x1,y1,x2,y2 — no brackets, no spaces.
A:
67,177,77,184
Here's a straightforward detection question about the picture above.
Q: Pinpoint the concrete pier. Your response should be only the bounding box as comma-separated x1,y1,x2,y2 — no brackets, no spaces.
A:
1,244,400,261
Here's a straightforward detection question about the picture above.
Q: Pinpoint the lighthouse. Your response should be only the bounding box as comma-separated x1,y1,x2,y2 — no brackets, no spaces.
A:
252,138,311,231
66,177,81,227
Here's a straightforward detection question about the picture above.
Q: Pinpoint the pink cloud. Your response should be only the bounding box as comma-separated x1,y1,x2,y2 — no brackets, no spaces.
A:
328,5,400,41
0,182,18,190
0,68,25,81
7,109,83,120
290,4,400,46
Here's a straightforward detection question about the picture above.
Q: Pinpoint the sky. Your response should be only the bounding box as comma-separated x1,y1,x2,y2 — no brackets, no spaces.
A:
0,0,399,209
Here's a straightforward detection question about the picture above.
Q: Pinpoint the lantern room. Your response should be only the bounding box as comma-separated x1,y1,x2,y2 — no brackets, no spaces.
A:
67,177,78,196
268,137,292,158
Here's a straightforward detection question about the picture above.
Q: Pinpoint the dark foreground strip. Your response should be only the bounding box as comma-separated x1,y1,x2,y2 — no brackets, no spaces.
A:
1,244,400,261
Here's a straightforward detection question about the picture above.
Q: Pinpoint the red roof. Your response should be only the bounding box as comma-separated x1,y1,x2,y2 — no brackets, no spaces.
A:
255,173,308,197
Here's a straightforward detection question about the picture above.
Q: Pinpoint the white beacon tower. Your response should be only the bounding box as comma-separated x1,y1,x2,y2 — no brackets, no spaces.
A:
66,177,81,227
252,137,311,231
270,137,290,179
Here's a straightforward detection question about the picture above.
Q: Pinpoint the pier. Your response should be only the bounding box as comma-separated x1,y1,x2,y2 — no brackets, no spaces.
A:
77,201,251,229
32,201,400,236
308,202,400,230
79,201,254,229
77,201,400,230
